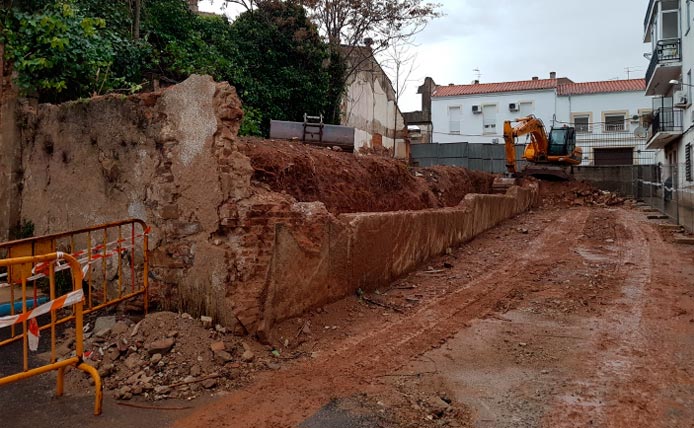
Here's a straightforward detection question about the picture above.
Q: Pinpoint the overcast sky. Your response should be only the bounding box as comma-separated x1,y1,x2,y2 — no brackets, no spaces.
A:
199,0,650,111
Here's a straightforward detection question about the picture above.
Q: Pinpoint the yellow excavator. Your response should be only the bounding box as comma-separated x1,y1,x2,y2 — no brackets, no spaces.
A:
493,115,583,191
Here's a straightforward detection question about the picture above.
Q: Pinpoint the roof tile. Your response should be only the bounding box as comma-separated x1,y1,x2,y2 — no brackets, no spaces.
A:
432,78,645,97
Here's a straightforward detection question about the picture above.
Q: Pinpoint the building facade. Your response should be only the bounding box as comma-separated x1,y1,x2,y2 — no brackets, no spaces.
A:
644,0,694,180
341,47,408,158
430,75,652,165
643,0,694,229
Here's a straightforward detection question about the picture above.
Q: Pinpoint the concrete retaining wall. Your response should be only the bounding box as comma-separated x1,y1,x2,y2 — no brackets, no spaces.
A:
572,165,643,196
261,185,539,332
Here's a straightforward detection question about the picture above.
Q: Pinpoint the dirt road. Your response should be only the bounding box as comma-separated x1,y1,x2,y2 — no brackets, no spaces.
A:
174,205,694,428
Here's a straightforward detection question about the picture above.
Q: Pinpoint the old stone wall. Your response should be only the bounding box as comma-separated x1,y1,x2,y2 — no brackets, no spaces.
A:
11,74,539,338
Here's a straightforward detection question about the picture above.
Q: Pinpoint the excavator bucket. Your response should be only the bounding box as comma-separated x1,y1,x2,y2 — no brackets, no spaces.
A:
522,165,573,181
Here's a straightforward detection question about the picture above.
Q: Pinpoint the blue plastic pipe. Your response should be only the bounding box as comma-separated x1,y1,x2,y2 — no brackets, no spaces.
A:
0,297,49,316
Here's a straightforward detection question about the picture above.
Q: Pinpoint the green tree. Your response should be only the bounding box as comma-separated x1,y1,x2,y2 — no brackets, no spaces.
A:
228,0,332,135
1,1,123,102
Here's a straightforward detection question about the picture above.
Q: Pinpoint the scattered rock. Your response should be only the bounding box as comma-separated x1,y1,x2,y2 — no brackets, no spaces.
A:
214,350,233,364
210,341,226,353
93,316,116,334
124,354,142,370
147,337,175,355
241,350,255,363
190,365,202,377
150,353,163,364
427,396,451,417
154,385,172,395
200,316,213,329
111,321,130,336
202,378,218,389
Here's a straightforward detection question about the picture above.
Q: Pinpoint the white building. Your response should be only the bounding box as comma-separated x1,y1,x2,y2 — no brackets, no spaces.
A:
430,75,652,165
341,47,408,159
644,0,693,180
643,0,694,230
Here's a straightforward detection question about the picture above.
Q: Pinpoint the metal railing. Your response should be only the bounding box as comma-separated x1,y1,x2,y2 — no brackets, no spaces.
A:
0,219,149,345
0,253,102,415
650,107,683,135
646,38,681,84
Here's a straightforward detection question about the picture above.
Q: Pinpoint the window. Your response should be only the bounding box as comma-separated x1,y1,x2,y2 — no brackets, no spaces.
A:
482,104,497,134
448,106,461,134
574,116,590,133
662,10,679,39
571,112,592,133
687,143,692,182
688,70,692,107
604,113,627,132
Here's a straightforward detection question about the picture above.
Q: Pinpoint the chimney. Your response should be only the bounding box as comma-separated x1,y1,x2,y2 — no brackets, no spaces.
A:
474,80,480,84
532,76,539,81
550,71,557,79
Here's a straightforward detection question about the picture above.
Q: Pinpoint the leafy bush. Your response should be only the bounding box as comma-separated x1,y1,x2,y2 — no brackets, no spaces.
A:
1,1,122,102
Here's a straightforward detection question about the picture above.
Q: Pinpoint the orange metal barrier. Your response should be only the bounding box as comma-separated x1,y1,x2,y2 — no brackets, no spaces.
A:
0,252,102,415
0,219,149,345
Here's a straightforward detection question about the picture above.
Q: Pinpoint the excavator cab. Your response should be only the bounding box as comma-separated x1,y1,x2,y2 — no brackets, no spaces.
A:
548,127,577,157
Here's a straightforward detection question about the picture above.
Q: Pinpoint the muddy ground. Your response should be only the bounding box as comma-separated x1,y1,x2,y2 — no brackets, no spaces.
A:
2,192,693,428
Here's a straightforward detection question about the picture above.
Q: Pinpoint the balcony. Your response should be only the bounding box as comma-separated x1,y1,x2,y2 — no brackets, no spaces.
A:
646,38,682,96
646,107,683,150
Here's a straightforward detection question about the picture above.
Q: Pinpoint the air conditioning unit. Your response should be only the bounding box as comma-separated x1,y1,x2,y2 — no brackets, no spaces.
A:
472,105,482,114
509,102,520,112
674,91,689,108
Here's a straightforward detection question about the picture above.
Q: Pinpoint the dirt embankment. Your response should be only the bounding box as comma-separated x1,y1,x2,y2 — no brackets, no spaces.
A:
237,138,494,214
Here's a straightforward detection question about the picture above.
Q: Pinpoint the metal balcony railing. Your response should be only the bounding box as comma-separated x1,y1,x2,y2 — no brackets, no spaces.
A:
651,107,683,135
646,38,682,84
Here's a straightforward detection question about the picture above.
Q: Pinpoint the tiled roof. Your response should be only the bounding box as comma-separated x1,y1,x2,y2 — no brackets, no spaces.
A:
432,78,645,97
433,78,561,97
557,79,646,95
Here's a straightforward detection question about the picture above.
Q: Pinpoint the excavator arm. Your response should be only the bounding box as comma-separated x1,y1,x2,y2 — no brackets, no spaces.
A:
503,115,550,175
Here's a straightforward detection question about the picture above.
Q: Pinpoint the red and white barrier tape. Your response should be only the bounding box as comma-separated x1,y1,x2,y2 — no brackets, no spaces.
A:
0,289,84,329
0,232,146,288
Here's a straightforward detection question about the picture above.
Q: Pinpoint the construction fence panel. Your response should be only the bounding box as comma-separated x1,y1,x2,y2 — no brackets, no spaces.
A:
412,142,511,174
0,219,150,344
576,131,656,166
0,252,102,415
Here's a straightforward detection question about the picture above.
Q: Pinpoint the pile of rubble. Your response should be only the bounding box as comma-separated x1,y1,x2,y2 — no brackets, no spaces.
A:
63,312,277,401
539,181,629,208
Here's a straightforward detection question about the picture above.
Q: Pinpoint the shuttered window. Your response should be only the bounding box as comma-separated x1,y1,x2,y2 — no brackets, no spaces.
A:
686,143,692,182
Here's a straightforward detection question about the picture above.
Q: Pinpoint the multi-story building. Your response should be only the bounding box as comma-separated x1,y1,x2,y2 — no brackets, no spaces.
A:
643,0,694,228
429,74,652,165
644,0,693,179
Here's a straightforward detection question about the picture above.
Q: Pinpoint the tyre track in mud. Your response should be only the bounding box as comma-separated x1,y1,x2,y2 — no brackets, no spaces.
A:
176,209,592,428
541,209,694,428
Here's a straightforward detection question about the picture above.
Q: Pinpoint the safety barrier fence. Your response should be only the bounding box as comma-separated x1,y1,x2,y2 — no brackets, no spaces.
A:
634,163,694,233
0,252,102,415
0,219,149,345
